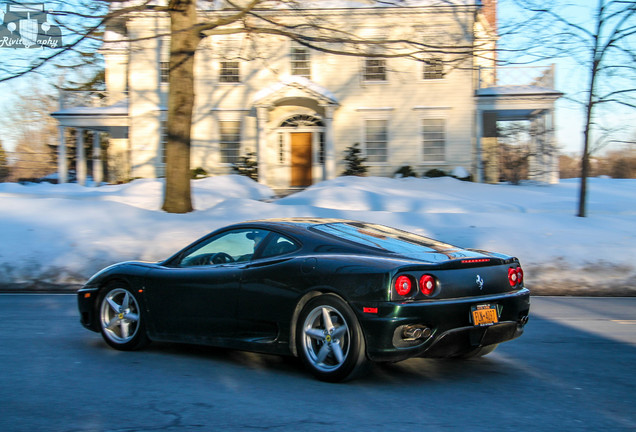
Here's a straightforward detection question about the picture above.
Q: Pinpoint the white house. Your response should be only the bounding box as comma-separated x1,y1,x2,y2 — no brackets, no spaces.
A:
52,0,562,188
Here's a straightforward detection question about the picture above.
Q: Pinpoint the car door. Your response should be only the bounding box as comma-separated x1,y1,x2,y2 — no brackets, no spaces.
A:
236,233,302,339
143,228,269,342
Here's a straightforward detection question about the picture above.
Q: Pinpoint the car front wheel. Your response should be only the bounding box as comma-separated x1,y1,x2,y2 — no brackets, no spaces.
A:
296,294,368,382
98,284,149,351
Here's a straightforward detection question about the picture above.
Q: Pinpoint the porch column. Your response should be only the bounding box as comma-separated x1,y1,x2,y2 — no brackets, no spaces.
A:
58,126,67,184
92,131,103,186
76,128,86,186
256,106,268,185
475,109,484,183
546,110,559,184
321,104,336,180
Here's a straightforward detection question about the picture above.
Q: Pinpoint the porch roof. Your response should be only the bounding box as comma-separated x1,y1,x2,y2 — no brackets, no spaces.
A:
476,85,563,98
51,99,129,130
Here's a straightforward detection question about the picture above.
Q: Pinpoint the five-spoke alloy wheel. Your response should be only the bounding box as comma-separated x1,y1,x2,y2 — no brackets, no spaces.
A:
296,294,367,382
98,284,149,351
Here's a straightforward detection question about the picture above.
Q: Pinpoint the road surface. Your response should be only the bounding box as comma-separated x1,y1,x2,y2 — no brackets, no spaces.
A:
1,294,635,431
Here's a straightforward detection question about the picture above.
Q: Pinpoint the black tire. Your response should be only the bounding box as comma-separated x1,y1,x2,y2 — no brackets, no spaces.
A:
296,294,368,382
98,283,149,351
459,343,498,359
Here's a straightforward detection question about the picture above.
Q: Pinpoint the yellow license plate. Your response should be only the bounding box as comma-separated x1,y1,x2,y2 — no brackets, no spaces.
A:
472,305,499,326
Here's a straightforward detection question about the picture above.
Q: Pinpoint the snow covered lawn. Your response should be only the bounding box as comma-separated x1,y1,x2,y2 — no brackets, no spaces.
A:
1,175,634,295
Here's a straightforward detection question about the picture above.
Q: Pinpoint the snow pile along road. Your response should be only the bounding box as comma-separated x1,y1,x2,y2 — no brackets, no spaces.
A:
0,175,634,295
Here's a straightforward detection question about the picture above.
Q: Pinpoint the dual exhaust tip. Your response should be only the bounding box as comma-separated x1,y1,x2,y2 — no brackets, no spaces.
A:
402,325,432,340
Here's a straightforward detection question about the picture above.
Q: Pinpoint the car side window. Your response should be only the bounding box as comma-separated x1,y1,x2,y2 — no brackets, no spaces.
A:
180,229,269,267
259,234,299,259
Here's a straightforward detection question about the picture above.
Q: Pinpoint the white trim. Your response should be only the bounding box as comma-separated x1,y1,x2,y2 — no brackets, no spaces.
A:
412,106,452,111
356,107,395,111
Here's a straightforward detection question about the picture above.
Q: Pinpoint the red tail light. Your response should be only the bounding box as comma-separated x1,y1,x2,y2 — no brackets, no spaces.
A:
508,266,524,287
395,275,412,296
419,274,436,296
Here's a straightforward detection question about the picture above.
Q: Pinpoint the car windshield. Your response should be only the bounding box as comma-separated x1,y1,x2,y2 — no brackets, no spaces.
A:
312,222,458,255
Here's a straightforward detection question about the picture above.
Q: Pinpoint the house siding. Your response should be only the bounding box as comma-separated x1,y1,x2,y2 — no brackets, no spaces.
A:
109,3,486,183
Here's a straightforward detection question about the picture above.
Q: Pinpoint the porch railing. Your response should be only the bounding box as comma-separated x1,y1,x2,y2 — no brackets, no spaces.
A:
477,64,556,89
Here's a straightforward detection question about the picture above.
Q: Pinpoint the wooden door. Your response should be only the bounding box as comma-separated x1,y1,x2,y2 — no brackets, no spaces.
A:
290,132,312,187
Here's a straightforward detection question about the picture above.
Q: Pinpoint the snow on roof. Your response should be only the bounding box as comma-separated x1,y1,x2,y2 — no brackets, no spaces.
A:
51,99,129,117
476,85,564,98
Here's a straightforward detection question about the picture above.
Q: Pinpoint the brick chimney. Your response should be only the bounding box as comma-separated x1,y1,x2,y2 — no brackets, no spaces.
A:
481,0,497,30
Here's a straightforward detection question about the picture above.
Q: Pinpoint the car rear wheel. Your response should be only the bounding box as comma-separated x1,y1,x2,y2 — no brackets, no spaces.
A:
296,294,368,382
98,284,149,351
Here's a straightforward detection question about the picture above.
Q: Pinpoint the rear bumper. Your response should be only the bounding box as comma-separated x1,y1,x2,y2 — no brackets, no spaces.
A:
355,288,530,362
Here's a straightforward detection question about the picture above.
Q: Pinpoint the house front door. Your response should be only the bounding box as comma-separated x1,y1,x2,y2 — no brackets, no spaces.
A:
290,132,312,187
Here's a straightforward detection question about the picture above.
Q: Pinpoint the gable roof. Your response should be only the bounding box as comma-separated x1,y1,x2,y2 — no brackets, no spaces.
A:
252,76,339,106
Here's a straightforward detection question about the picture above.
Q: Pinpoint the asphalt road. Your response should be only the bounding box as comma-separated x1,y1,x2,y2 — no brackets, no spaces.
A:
1,294,635,432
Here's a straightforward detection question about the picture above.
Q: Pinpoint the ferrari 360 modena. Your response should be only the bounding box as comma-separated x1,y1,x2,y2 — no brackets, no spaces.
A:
78,218,530,382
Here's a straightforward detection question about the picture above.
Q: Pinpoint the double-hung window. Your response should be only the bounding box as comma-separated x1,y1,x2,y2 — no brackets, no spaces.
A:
422,119,445,162
364,58,387,82
220,61,240,83
290,42,311,79
423,58,444,80
219,120,241,164
160,120,168,165
365,119,388,163
160,61,170,84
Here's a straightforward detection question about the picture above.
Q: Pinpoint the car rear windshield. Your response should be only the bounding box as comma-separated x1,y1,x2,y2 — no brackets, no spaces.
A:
311,222,457,255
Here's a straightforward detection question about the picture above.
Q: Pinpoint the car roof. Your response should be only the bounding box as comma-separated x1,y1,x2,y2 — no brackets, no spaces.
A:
237,217,353,229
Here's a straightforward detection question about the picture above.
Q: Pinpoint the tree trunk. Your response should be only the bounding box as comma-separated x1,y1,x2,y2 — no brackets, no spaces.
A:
162,0,200,213
578,69,595,218
577,0,604,218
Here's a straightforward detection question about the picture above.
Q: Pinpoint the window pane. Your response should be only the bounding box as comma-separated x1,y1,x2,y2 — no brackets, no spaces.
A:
220,120,241,164
364,58,386,81
260,234,299,258
422,119,445,162
180,229,269,266
160,61,169,84
220,61,240,82
160,120,167,164
291,43,311,79
365,119,388,163
424,58,444,80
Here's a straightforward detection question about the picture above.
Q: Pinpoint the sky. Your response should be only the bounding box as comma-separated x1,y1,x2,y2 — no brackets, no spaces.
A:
498,0,636,154
1,174,635,295
0,0,634,156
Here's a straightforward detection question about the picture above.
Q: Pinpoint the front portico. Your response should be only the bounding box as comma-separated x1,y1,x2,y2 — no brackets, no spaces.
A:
252,76,339,189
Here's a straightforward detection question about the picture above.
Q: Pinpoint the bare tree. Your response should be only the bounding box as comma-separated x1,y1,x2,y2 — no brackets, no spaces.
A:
0,140,10,182
1,0,493,212
499,0,636,216
4,82,58,181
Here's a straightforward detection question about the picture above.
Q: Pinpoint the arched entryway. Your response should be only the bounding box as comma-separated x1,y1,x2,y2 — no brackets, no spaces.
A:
280,114,324,187
252,76,338,189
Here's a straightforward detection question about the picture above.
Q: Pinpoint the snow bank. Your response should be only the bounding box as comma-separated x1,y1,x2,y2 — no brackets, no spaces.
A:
1,175,634,295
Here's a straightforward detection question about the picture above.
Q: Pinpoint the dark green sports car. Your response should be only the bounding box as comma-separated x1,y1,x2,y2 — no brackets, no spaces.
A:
78,218,530,382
